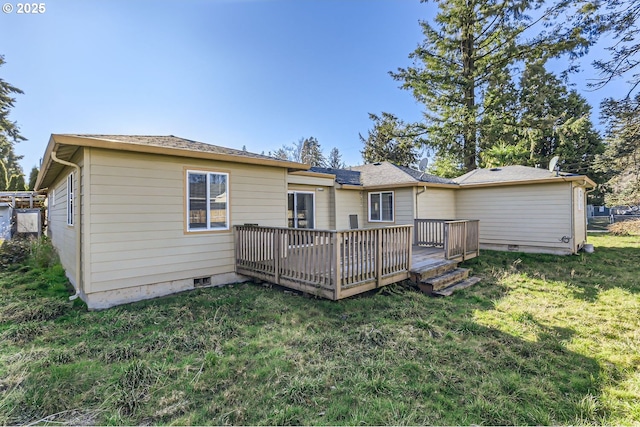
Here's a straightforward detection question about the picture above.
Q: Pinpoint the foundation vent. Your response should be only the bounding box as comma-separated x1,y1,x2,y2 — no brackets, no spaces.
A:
193,276,212,287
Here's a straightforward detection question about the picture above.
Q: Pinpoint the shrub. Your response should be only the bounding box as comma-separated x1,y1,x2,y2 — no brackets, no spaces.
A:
608,219,640,236
0,236,60,270
0,238,31,269
29,236,59,268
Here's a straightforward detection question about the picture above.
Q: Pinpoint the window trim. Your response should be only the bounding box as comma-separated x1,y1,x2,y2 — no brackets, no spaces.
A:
185,169,230,233
368,191,394,223
66,173,74,226
287,190,316,229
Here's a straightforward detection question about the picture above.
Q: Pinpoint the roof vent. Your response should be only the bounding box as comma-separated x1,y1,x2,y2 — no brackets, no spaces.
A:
373,162,382,166
490,168,501,171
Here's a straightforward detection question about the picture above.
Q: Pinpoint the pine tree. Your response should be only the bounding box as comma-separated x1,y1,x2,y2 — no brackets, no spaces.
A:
360,113,420,167
299,137,326,167
327,147,345,169
0,55,26,190
595,95,640,206
28,166,38,190
391,0,592,172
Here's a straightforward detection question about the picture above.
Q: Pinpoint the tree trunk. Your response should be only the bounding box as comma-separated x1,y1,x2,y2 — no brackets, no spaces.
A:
461,2,477,172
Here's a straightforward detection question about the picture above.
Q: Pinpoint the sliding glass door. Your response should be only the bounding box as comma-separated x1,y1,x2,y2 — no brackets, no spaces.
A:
288,192,315,229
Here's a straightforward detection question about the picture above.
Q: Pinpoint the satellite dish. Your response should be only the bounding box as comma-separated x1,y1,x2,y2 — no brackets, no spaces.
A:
548,156,560,174
418,158,429,171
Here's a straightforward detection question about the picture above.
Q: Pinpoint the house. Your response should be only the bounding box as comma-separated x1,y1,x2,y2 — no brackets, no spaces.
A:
36,134,595,309
294,162,594,255
35,134,308,309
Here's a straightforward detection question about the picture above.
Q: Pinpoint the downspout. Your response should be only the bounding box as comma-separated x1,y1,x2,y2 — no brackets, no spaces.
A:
50,149,83,301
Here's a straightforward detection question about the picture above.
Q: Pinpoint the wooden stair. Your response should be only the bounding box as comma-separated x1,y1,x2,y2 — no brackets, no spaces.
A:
410,257,480,296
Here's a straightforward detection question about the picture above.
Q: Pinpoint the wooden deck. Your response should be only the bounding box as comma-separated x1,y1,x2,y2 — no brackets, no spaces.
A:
235,225,413,300
234,221,479,300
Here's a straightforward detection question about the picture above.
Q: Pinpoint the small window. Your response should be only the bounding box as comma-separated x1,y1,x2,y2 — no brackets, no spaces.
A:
368,191,394,222
47,188,56,221
67,173,74,226
187,170,229,231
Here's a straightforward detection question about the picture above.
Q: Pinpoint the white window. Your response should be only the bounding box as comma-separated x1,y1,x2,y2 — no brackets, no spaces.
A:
368,191,394,222
288,191,315,229
47,188,56,220
66,173,74,226
187,170,229,231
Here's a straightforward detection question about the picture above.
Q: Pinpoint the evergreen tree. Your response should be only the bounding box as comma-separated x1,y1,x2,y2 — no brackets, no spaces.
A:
595,95,640,206
327,147,345,169
391,0,592,172
516,63,604,177
271,137,326,166
582,0,640,94
0,55,26,190
28,166,38,190
7,174,25,191
360,113,420,167
299,137,326,167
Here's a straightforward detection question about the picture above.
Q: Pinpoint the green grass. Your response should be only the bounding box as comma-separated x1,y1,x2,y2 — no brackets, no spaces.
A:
1,234,639,425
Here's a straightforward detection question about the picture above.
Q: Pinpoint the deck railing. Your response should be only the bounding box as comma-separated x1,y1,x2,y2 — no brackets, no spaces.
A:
234,225,413,300
414,219,480,261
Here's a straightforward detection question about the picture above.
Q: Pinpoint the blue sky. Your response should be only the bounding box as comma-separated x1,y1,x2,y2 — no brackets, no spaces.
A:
0,0,629,173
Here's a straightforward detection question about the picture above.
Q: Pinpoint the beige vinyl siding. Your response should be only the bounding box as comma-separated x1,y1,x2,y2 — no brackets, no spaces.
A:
86,148,287,294
416,187,456,219
47,150,83,288
334,189,364,230
456,182,573,250
393,188,414,226
287,184,332,230
363,188,412,227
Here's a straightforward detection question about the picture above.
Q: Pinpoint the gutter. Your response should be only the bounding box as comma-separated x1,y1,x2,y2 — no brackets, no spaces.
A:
50,148,83,301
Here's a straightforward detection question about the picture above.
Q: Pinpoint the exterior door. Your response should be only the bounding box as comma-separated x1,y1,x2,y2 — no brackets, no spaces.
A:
288,192,314,229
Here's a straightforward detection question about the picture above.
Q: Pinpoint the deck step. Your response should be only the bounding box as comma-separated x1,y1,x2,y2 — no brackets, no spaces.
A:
410,259,458,282
432,276,482,296
422,268,470,291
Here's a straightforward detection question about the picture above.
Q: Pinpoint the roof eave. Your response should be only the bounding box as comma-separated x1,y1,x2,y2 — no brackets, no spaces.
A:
288,170,336,179
361,182,459,190
34,135,57,190
457,175,596,189
54,135,309,170
36,134,310,190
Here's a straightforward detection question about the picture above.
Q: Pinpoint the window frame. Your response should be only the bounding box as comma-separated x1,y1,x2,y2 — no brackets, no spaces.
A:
66,173,74,226
287,190,316,229
368,191,394,223
185,169,230,232
47,188,56,221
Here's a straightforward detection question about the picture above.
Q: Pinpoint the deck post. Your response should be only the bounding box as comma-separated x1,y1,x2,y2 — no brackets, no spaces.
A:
463,221,467,261
407,226,413,270
333,231,341,300
443,222,450,259
273,228,281,284
376,228,382,288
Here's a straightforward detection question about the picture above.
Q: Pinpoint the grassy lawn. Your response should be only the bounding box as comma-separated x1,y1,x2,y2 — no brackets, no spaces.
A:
1,234,639,425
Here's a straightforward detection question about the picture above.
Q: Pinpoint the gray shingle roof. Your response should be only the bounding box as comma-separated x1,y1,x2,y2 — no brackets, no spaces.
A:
453,165,574,184
64,134,282,162
349,162,456,186
309,167,361,185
